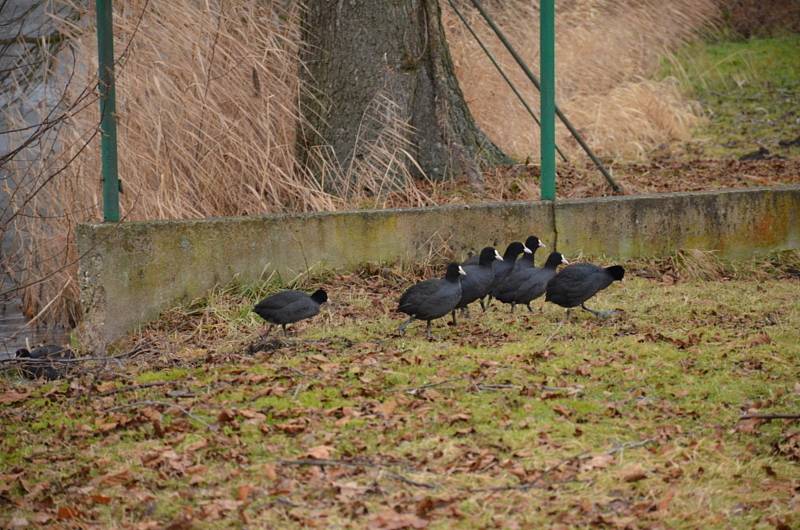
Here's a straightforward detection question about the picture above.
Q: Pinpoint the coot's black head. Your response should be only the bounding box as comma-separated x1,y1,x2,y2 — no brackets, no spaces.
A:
311,289,328,304
544,252,569,269
478,247,502,266
503,241,531,259
15,348,31,358
445,262,467,281
606,265,625,281
525,236,545,252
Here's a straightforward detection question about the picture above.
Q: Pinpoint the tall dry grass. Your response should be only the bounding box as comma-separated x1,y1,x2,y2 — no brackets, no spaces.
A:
2,0,431,326
445,0,718,161
2,0,719,328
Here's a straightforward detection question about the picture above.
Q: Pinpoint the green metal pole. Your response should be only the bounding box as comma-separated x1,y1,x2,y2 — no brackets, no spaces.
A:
540,0,556,201
96,0,120,222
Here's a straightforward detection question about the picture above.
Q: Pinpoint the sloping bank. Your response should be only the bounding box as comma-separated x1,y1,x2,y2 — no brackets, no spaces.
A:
77,185,800,347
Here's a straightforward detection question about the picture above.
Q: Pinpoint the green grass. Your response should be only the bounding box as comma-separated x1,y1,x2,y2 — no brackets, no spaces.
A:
660,33,800,159
2,265,799,528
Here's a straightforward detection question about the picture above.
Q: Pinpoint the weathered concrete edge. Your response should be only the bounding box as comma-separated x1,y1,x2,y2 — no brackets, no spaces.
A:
77,185,800,346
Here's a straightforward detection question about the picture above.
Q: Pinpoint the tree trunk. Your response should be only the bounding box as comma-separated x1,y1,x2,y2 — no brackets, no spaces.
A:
298,0,510,190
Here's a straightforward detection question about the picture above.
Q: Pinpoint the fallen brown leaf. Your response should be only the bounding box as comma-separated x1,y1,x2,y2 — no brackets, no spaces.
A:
57,506,81,520
620,464,647,482
368,509,428,529
306,445,334,459
0,389,29,404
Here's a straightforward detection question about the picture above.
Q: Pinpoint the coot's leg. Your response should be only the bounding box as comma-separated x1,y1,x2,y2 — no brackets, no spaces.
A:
262,324,274,337
425,320,434,340
282,324,289,336
526,302,533,313
510,302,515,314
479,298,486,312
581,303,615,319
581,303,603,317
398,317,414,335
451,311,458,326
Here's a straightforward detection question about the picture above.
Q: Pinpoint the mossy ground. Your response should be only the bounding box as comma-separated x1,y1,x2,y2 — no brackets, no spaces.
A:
660,32,800,160
2,254,799,528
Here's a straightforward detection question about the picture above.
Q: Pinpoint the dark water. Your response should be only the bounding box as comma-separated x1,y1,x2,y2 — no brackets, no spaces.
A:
0,229,69,359
0,276,68,360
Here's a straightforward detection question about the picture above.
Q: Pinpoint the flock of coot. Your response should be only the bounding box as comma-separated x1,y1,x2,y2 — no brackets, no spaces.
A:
254,235,625,339
9,235,625,380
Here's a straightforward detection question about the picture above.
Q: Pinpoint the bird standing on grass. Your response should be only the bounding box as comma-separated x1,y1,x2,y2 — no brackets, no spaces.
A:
495,251,568,312
453,246,503,323
545,263,625,318
398,263,466,339
253,289,328,336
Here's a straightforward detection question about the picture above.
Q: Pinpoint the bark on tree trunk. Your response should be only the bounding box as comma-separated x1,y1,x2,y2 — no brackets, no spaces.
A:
298,0,510,190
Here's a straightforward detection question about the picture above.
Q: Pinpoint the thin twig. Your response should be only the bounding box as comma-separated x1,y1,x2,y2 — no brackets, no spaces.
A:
541,385,585,396
105,399,214,429
399,377,463,395
93,380,176,397
279,458,438,489
739,413,800,421
543,321,564,346
472,438,657,492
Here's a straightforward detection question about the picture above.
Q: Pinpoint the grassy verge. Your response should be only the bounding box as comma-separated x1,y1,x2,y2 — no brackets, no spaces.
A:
2,256,799,528
660,32,800,159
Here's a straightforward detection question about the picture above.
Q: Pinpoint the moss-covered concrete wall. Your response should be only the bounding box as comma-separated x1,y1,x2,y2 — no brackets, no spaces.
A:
77,185,800,345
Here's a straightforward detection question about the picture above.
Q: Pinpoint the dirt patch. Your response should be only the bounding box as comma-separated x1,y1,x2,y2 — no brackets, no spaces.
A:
720,0,800,37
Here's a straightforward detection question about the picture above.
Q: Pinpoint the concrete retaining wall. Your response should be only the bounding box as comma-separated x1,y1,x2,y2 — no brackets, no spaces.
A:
77,185,800,345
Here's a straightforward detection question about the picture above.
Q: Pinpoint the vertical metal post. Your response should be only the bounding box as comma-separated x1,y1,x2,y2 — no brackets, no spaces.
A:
539,0,556,201
96,0,120,222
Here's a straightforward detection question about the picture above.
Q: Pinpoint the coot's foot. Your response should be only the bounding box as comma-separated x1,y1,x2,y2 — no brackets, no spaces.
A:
398,317,414,336
581,303,617,319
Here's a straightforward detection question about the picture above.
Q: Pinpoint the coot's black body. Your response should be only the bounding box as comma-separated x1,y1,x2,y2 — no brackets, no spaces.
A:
15,345,75,380
253,289,328,335
491,237,545,302
398,263,465,338
489,241,532,293
545,263,624,316
455,247,502,314
495,252,567,312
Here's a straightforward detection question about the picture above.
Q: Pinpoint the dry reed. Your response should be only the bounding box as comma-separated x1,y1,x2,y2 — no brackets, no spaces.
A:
444,0,719,161
2,0,719,328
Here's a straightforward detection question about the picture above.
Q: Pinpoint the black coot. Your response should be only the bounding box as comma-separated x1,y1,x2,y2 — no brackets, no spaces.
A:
506,252,569,312
453,247,502,322
515,236,546,269
545,263,625,317
15,345,75,380
492,238,545,311
253,289,328,335
398,263,465,339
489,241,532,290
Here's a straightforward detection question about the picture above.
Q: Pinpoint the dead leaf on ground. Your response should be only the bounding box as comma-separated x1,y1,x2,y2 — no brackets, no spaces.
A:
368,509,428,529
306,445,334,459
56,506,81,520
263,463,278,481
620,464,647,482
552,404,572,418
583,453,614,471
376,399,397,417
0,390,29,404
736,418,763,434
94,468,132,486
